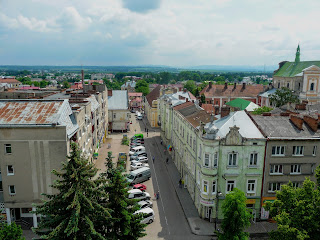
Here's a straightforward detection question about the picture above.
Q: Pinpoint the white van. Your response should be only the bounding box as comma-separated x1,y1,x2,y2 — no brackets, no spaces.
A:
129,146,146,156
137,112,143,120
134,207,154,224
127,167,151,185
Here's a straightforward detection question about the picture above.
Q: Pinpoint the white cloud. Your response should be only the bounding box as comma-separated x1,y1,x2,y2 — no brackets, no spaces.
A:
57,6,92,32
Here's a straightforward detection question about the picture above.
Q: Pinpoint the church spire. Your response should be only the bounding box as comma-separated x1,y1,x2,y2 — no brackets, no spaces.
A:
295,44,300,63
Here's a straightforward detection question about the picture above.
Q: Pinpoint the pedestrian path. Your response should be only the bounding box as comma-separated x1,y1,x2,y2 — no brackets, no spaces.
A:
154,136,277,237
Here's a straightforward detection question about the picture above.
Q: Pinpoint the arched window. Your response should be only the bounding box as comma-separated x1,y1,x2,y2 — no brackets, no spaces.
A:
310,83,314,91
287,83,290,88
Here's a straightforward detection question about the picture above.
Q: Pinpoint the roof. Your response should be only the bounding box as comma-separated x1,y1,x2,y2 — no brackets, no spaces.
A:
0,99,78,138
160,90,197,107
0,78,21,84
121,80,136,88
200,84,265,98
108,90,128,110
145,85,161,107
202,104,214,113
259,88,277,97
274,61,320,77
226,98,259,111
251,115,320,139
86,95,100,112
128,92,143,97
204,111,264,139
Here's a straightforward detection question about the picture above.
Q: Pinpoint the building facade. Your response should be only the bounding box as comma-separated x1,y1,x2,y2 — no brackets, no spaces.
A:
108,90,130,132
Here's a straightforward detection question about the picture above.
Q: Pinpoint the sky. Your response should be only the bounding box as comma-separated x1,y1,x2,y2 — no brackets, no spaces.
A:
1,0,320,67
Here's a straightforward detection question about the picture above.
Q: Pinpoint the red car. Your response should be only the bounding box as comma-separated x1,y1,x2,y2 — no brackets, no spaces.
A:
133,184,147,192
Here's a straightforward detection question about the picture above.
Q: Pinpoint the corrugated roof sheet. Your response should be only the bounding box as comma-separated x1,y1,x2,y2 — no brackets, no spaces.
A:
259,88,277,97
0,99,78,138
274,61,320,77
108,90,128,110
251,115,320,138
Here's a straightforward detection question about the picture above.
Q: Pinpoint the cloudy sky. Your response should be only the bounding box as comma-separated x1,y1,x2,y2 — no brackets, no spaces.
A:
0,0,320,66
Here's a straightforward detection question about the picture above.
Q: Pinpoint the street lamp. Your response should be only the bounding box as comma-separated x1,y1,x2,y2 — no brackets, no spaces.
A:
215,191,223,230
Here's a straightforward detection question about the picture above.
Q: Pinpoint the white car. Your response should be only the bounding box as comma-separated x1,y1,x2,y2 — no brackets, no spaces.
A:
135,111,140,116
136,156,148,163
138,200,153,209
128,189,151,201
134,207,154,224
130,161,144,171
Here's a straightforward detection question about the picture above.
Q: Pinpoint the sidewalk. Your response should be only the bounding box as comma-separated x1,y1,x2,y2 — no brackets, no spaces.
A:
155,136,276,237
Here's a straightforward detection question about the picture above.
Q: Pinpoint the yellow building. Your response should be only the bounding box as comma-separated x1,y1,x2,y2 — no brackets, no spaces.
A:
145,85,161,127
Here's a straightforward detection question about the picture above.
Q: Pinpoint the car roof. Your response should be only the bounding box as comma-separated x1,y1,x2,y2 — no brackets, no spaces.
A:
135,207,154,214
134,183,144,187
138,200,147,205
128,189,142,194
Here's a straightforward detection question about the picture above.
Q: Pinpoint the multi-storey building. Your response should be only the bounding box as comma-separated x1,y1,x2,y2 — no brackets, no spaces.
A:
108,90,130,132
145,85,161,127
251,113,320,219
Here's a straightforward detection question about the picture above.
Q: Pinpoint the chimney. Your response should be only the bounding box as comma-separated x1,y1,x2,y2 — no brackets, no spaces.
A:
209,81,212,89
81,70,84,87
295,103,306,110
303,115,318,132
278,61,288,69
221,106,230,118
280,112,290,116
242,83,246,89
262,112,272,116
214,105,219,115
290,115,304,130
210,113,214,122
183,88,187,93
224,82,228,89
108,89,113,96
233,83,237,90
302,100,308,105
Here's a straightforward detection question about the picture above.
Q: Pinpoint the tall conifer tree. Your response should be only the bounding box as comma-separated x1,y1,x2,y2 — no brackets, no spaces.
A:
33,143,110,240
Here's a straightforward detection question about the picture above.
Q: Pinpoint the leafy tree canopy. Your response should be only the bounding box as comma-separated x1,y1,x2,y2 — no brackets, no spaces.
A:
269,87,299,107
62,80,71,89
251,106,273,115
0,222,25,240
183,80,197,95
135,80,149,96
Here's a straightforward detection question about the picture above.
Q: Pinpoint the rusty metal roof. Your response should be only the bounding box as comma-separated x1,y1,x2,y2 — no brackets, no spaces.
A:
0,99,79,138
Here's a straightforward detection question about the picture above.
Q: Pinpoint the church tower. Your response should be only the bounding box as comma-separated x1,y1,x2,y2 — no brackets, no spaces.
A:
295,44,300,63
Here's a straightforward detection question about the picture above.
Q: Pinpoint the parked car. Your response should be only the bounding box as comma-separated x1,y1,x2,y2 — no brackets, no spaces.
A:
129,146,146,156
135,111,140,116
136,156,148,163
131,139,144,144
128,189,151,201
130,152,147,161
133,183,147,191
134,207,154,224
130,143,144,149
138,200,153,209
130,161,144,171
127,167,151,185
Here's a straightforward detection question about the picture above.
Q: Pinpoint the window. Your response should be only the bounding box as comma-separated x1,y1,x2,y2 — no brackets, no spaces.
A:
197,170,200,184
113,113,116,119
268,182,281,192
213,152,218,167
310,82,314,91
187,133,189,144
291,164,301,174
278,82,280,88
7,165,14,176
226,180,235,192
193,139,196,151
5,144,12,154
292,182,300,188
199,145,202,158
270,165,283,174
287,83,290,88
202,180,208,194
247,180,256,193
212,181,216,194
9,185,15,195
272,146,285,156
228,152,237,166
313,146,317,156
253,142,257,145
204,154,210,167
292,146,304,156
249,153,258,166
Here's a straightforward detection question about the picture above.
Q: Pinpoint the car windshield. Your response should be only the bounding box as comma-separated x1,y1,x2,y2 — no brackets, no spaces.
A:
127,174,135,180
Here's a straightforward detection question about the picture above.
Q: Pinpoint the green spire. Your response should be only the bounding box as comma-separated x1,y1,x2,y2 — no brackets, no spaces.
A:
295,44,300,63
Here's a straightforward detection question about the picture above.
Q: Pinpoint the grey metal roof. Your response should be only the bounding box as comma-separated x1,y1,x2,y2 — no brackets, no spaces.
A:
258,88,277,97
251,115,320,139
204,111,264,139
86,95,100,112
108,90,128,110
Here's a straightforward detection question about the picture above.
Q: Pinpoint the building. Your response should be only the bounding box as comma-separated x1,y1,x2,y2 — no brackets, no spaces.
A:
200,82,265,107
258,88,277,107
251,113,320,219
128,92,143,112
145,85,161,127
121,80,136,92
273,45,320,104
0,78,22,88
108,90,130,132
0,100,79,227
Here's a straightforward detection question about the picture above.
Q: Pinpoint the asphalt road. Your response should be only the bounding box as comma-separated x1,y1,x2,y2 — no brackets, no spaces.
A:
139,121,211,240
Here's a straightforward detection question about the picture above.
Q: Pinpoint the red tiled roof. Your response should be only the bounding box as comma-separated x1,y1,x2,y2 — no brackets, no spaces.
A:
0,100,64,125
173,101,194,111
186,111,212,128
0,79,21,84
200,84,265,98
202,104,214,113
128,92,143,97
146,85,161,107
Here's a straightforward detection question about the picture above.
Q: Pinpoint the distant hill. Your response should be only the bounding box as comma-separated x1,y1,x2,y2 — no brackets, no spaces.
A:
182,65,277,72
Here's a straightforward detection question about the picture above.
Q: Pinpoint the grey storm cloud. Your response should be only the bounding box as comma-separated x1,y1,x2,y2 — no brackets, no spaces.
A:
122,0,161,13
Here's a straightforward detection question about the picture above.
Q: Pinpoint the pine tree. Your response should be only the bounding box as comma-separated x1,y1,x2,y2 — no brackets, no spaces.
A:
33,143,110,240
99,151,146,239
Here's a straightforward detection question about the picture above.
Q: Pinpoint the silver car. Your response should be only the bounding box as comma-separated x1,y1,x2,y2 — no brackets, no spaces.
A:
138,200,153,209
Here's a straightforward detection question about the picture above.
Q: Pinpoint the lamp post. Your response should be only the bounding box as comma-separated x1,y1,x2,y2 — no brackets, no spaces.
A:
215,191,223,230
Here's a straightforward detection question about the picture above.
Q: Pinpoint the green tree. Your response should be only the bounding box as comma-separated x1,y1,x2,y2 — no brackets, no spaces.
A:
0,222,25,240
40,80,49,88
99,152,146,239
33,143,110,239
159,72,171,84
217,188,252,240
183,80,197,95
200,94,206,104
62,81,71,89
251,106,273,115
135,80,150,96
265,178,320,240
269,87,299,107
